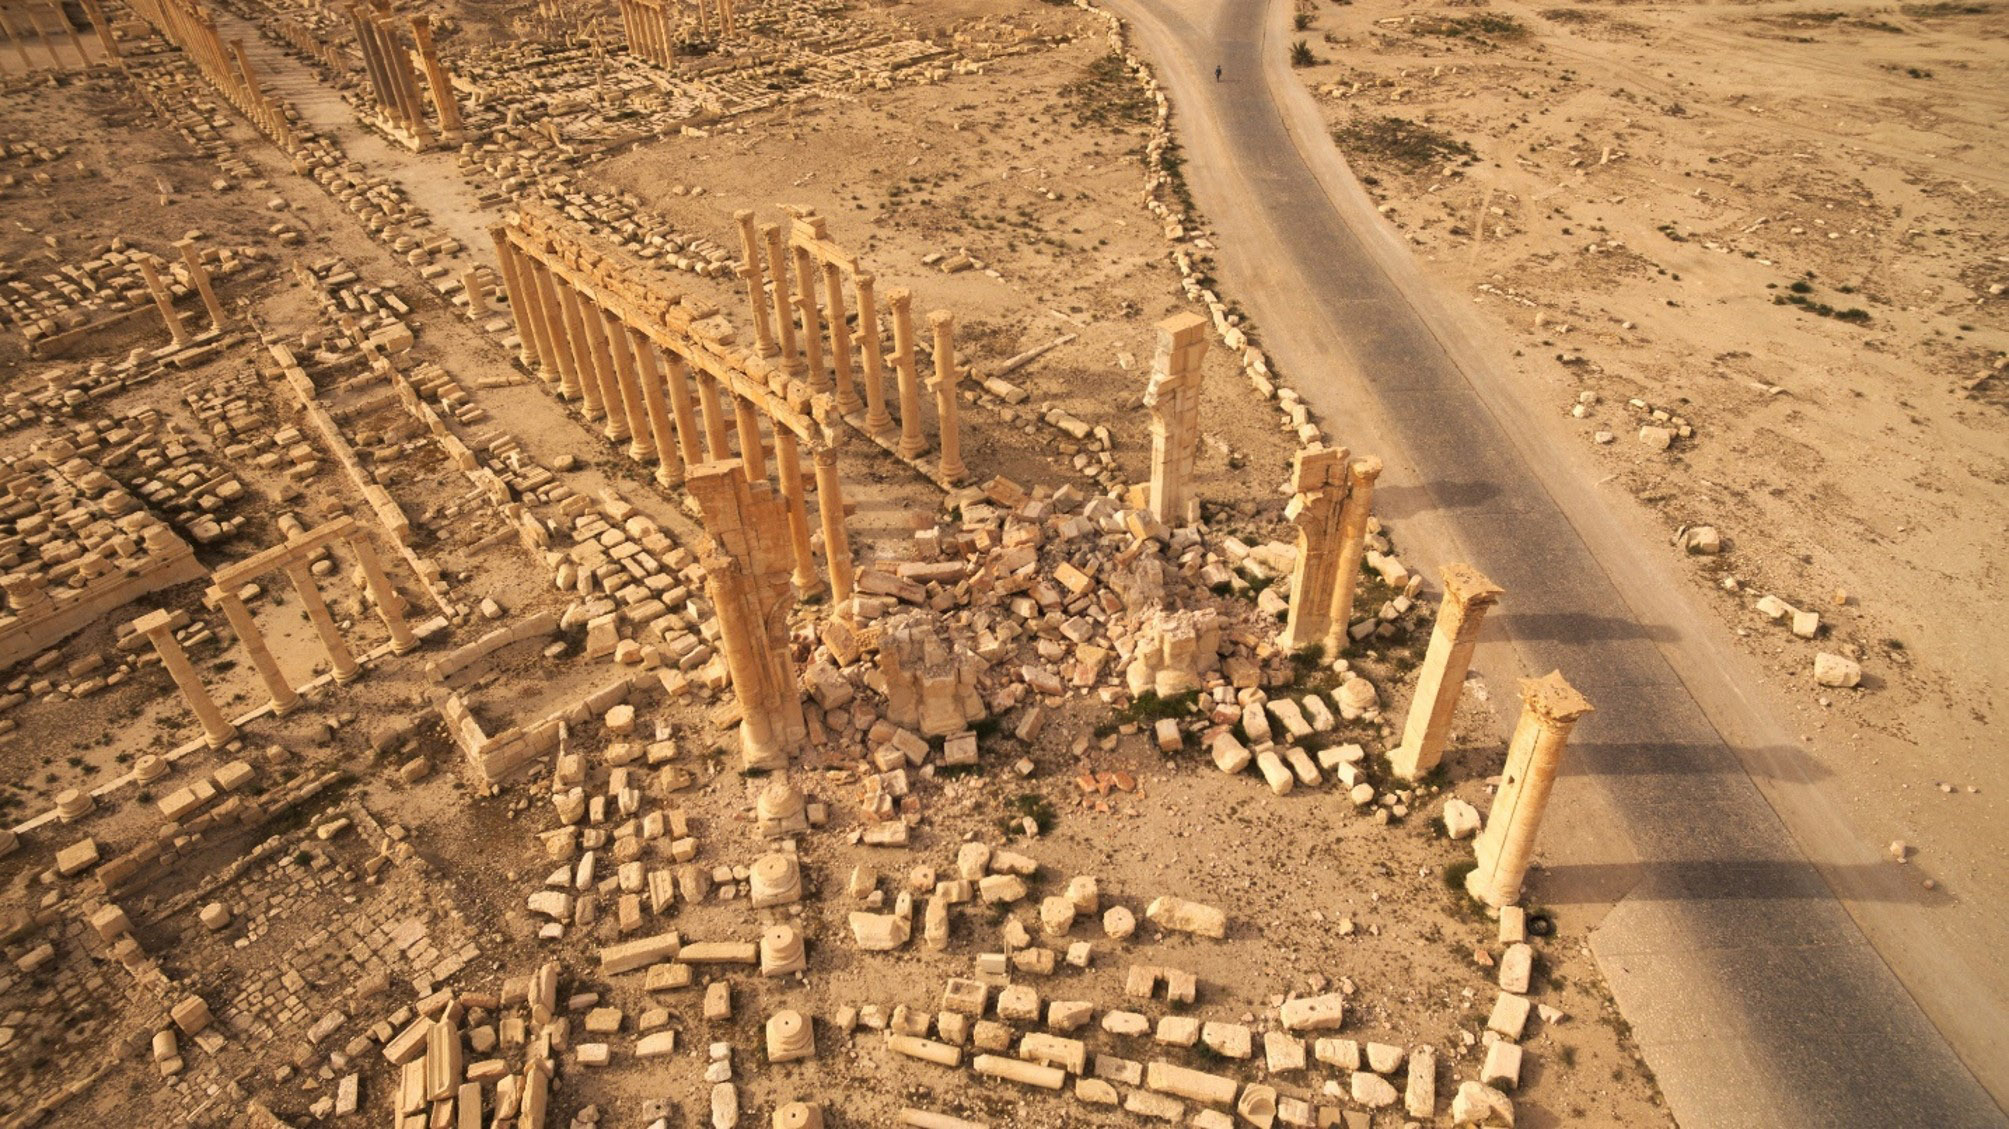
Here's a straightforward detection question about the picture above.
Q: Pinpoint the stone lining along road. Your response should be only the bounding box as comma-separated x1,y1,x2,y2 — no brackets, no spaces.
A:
1097,0,2009,1123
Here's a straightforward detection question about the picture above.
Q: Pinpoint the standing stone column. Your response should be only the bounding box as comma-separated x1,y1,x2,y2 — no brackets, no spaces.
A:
1467,672,1593,908
490,233,534,367
580,300,630,442
462,269,489,315
927,310,966,483
133,610,236,748
889,288,926,459
1391,565,1503,781
348,5,396,128
210,587,300,715
763,225,800,375
138,259,190,347
1327,456,1383,653
282,555,360,684
773,429,819,596
408,15,464,142
1277,446,1350,653
854,273,892,435
662,352,705,469
603,309,653,462
556,282,600,409
688,459,807,771
792,245,825,392
530,259,578,395
1143,311,1211,526
346,529,418,655
812,446,854,604
822,262,861,416
733,396,766,481
174,239,226,329
696,374,731,460
734,211,777,357
629,330,679,484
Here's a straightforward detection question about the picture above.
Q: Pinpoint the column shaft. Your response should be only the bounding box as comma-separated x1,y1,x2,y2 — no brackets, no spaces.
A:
347,532,417,654
602,307,652,459
764,225,800,374
1468,673,1593,908
1391,565,1503,780
176,239,226,329
1326,457,1383,654
822,261,860,414
579,294,629,441
696,373,731,460
138,259,190,346
734,211,777,357
556,281,602,413
855,273,892,434
889,289,926,458
774,429,819,595
630,330,680,485
812,448,854,603
213,590,300,715
141,622,236,748
733,396,766,481
283,557,361,683
533,260,582,397
663,353,705,468
791,245,824,391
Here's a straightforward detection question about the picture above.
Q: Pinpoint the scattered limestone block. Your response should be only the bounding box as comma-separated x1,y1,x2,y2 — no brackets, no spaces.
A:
1498,944,1533,994
1146,1059,1238,1105
1486,993,1531,1041
1200,1022,1251,1059
1481,1041,1523,1090
1814,652,1862,688
1351,1072,1399,1108
1451,1080,1516,1125
1103,906,1136,939
1278,994,1346,1032
1406,1047,1438,1118
1144,895,1226,939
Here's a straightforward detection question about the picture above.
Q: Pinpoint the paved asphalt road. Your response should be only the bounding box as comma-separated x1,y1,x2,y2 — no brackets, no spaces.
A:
1098,0,2009,1123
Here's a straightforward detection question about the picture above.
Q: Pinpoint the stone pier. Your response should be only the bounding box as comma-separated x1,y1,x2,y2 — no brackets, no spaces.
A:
1390,565,1503,780
1143,312,1211,525
1467,672,1593,908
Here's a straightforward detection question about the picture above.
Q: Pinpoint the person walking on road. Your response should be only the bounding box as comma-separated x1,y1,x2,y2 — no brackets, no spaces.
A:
1215,64,1222,82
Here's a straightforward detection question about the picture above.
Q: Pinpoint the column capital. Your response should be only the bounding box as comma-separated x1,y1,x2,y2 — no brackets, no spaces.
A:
1519,670,1593,727
1439,563,1503,610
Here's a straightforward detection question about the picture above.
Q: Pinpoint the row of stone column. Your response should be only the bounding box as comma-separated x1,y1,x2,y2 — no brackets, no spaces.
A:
135,241,229,348
0,0,112,70
128,0,296,151
616,0,734,60
734,210,967,485
491,224,856,604
134,525,415,748
346,6,460,148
